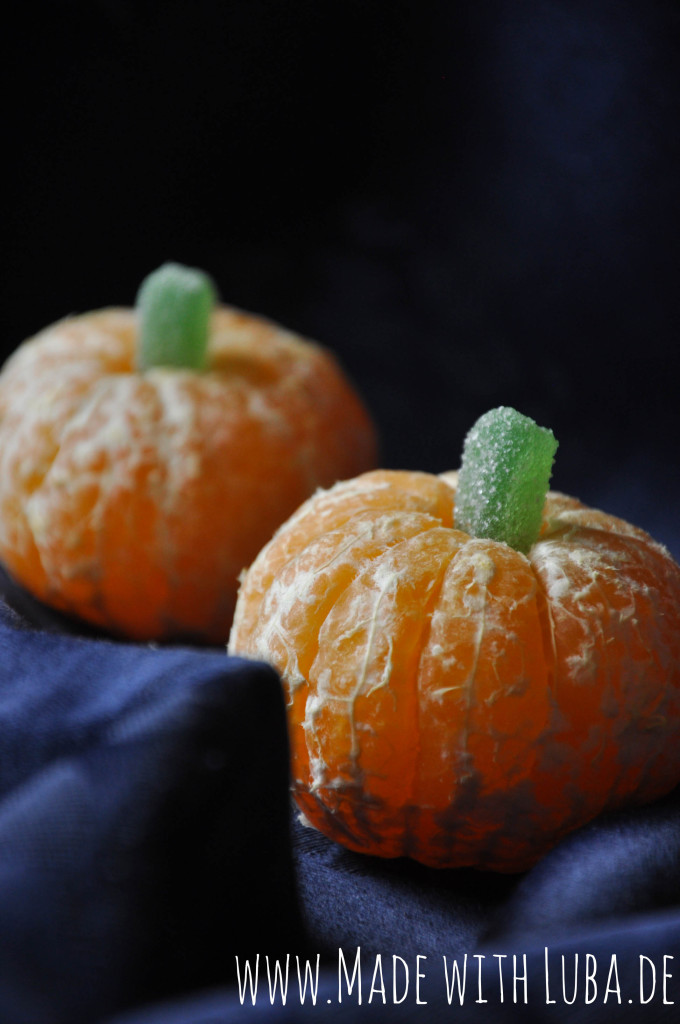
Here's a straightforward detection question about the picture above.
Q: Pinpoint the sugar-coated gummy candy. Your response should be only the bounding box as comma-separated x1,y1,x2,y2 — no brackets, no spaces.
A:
454,406,558,554
136,262,217,371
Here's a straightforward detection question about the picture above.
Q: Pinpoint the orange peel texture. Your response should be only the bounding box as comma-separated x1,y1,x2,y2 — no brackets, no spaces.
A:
0,307,377,643
229,469,680,871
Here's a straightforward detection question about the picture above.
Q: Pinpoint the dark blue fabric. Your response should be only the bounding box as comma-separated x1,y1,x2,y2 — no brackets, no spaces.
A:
0,595,303,1024
1,583,679,1024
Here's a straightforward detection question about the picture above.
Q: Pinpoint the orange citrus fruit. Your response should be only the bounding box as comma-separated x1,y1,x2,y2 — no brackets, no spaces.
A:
0,283,377,643
229,467,680,871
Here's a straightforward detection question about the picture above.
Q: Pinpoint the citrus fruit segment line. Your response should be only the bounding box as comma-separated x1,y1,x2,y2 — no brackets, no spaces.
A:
345,566,396,765
21,378,114,580
409,546,459,828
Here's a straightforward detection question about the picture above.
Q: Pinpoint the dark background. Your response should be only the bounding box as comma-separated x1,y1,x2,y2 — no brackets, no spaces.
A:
6,0,680,555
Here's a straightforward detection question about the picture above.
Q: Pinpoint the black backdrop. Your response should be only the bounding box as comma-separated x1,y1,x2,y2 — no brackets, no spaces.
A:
6,0,680,555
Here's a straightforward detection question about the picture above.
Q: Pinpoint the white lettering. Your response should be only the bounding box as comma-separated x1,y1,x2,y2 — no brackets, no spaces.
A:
640,955,656,1005
443,954,468,1005
235,954,259,1006
266,954,289,1005
393,955,409,1004
369,954,386,1004
585,953,597,1005
604,955,621,1004
338,947,362,1004
663,956,674,1005
296,954,320,1005
514,953,528,1004
494,954,506,1003
474,954,488,1004
545,946,556,1004
561,954,578,1005
416,955,428,1005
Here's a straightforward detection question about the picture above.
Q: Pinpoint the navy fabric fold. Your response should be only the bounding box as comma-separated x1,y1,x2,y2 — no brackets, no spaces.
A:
0,598,304,1024
1,590,680,1023
107,805,680,1024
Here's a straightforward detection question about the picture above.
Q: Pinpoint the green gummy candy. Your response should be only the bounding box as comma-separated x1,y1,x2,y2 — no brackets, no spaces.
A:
136,262,217,371
454,407,558,554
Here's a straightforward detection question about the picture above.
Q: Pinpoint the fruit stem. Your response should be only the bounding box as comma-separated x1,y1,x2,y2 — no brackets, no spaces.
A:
136,262,217,371
454,406,558,554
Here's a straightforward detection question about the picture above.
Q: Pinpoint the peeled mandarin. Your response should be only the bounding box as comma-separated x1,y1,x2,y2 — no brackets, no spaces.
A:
0,266,378,643
229,412,680,871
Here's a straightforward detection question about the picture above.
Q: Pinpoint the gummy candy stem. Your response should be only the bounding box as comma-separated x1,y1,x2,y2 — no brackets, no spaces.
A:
136,262,217,371
454,407,558,554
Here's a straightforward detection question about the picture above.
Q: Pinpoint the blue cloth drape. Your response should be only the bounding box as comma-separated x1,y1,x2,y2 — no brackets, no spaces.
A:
1,593,678,1023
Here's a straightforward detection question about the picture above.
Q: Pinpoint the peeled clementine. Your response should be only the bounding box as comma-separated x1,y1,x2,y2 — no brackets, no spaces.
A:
0,266,377,643
229,460,680,871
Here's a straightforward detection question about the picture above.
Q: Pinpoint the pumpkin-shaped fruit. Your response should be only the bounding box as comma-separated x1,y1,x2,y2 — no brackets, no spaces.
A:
229,408,680,871
0,264,377,643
